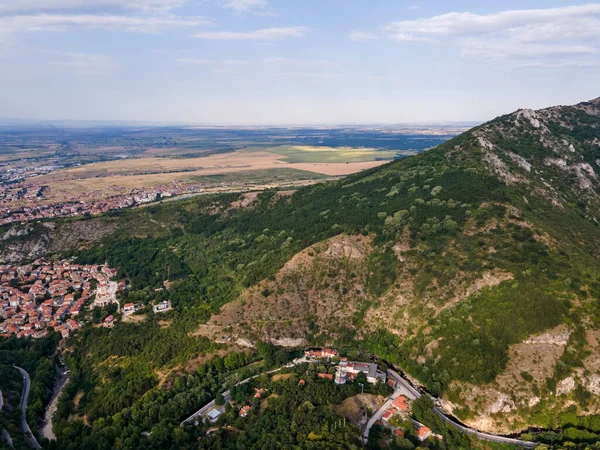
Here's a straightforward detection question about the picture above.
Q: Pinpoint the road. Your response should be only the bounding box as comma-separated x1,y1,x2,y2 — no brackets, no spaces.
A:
385,369,537,448
362,390,402,443
181,358,314,425
40,369,70,441
181,359,537,448
14,366,41,450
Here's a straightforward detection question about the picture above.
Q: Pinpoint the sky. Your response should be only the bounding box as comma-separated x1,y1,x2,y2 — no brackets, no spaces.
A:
0,0,599,125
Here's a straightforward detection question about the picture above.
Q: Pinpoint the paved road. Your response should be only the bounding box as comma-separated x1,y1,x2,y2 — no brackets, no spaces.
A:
362,390,402,443
14,366,41,450
181,359,314,425
385,369,537,448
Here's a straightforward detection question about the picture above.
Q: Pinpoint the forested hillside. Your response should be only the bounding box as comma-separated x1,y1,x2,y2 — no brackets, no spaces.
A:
2,98,600,449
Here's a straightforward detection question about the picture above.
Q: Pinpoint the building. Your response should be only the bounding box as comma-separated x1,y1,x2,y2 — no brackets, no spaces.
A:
318,373,334,380
335,366,347,385
123,303,135,313
254,388,266,399
153,301,170,313
104,315,114,327
382,408,396,422
206,409,222,423
417,425,432,442
392,395,409,412
239,406,252,417
304,348,338,359
335,361,386,384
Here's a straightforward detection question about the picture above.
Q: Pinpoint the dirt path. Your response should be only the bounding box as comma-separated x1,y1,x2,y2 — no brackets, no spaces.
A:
40,369,70,441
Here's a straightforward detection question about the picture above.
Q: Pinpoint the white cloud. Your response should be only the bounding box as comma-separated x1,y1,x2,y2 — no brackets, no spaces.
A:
50,51,119,74
378,4,600,66
460,40,597,61
0,13,210,34
222,0,268,13
175,57,213,64
223,59,248,65
0,0,188,14
192,26,308,41
349,31,379,42
384,4,600,39
262,56,339,68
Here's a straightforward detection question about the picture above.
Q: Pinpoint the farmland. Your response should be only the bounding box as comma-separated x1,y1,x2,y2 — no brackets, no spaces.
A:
0,124,461,224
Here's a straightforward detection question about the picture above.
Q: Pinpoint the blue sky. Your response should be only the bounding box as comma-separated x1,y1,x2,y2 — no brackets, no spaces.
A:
0,0,599,124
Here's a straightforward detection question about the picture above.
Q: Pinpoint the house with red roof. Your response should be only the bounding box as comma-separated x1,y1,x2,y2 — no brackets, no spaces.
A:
392,395,409,412
382,408,396,422
417,425,431,441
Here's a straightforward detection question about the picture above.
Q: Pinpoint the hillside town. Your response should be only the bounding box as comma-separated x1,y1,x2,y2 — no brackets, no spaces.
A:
0,259,119,339
0,182,206,226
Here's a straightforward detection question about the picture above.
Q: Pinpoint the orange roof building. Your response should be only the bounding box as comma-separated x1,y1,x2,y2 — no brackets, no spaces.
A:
417,425,431,441
392,395,409,412
382,408,396,422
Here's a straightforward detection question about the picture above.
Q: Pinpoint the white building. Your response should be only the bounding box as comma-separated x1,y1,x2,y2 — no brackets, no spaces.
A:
334,361,386,385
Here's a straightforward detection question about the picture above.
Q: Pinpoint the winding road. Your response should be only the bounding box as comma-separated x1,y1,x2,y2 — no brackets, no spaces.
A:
181,358,315,425
383,369,537,448
180,358,537,448
14,366,41,450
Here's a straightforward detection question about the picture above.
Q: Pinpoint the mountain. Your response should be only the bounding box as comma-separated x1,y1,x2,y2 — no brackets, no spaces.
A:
191,97,600,434
3,97,600,448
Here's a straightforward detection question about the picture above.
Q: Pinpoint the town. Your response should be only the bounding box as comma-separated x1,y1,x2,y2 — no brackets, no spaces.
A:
0,259,120,339
0,182,206,226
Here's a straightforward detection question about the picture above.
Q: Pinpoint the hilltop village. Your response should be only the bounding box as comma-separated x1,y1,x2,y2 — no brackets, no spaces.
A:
0,259,120,338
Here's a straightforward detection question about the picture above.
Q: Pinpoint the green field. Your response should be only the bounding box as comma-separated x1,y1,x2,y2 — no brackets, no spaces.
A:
255,145,408,163
184,168,330,184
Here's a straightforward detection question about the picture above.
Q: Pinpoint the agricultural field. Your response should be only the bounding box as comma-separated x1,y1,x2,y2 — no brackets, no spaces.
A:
1,125,460,223
256,145,408,163
22,148,391,204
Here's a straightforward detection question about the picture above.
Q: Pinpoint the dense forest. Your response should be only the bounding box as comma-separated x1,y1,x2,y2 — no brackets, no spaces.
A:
0,335,60,449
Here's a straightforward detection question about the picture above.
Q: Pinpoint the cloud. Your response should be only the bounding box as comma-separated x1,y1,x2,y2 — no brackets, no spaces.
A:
50,51,119,74
222,0,268,13
192,26,308,41
262,56,339,68
384,4,600,39
0,0,188,14
378,4,600,66
349,31,379,42
0,13,210,34
175,57,213,64
460,41,597,61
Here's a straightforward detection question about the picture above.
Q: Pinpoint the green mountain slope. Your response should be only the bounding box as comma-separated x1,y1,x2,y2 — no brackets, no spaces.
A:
3,97,600,448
